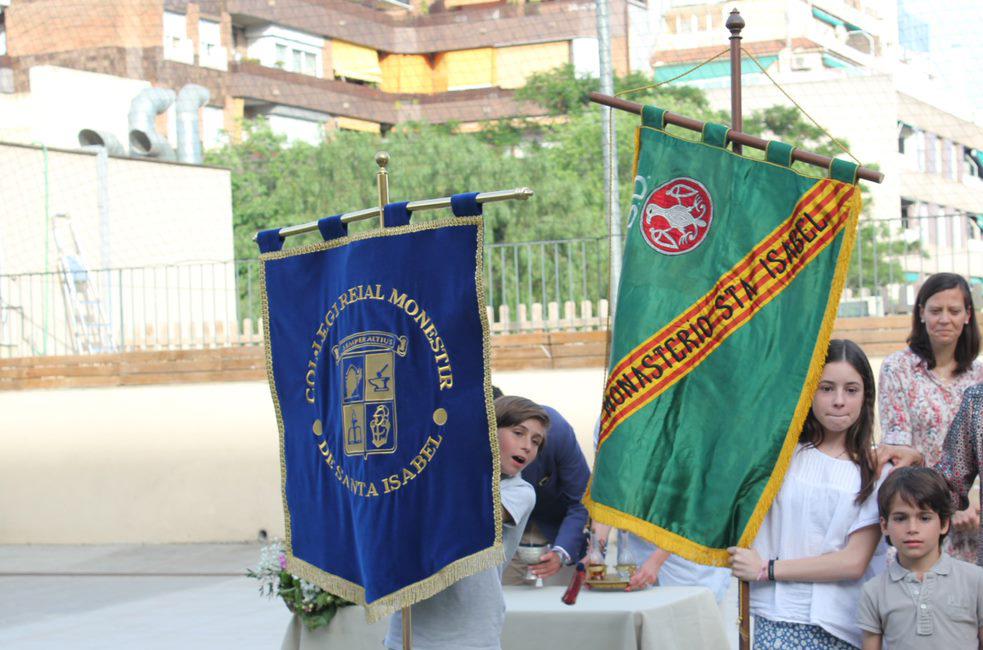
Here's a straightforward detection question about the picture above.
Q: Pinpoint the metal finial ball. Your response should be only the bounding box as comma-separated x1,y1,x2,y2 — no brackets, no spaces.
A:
375,151,390,168
726,9,745,32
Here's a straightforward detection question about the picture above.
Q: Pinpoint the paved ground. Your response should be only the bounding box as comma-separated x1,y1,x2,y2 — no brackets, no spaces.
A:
0,543,292,649
0,543,740,649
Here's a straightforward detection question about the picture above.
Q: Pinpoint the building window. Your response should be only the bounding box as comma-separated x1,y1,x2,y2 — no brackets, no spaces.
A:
948,141,960,180
897,122,913,154
969,215,982,241
163,11,194,64
270,44,321,76
303,52,317,76
966,149,983,178
198,19,226,70
924,133,938,174
952,211,963,250
915,132,927,173
933,205,946,249
901,198,914,230
245,25,324,78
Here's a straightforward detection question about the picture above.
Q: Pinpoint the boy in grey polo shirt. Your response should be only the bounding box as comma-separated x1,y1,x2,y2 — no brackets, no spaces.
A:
858,467,983,649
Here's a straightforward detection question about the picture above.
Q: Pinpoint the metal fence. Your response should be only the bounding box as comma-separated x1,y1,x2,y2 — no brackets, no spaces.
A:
2,213,981,357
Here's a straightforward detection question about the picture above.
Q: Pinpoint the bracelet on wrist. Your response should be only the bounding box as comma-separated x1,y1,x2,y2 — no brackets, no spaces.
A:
756,560,768,582
767,559,776,581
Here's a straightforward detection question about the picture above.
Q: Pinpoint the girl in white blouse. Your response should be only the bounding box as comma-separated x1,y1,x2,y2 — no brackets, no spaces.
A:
729,339,887,649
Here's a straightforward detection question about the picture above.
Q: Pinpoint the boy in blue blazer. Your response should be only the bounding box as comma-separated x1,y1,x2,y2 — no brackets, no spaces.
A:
502,400,591,583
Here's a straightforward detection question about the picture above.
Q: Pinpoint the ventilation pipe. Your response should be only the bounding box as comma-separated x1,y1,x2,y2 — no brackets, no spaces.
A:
175,84,210,164
77,129,125,156
128,87,176,160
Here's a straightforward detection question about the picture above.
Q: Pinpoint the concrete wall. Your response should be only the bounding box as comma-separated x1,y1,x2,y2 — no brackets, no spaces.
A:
0,368,609,544
0,361,885,544
0,141,234,275
0,381,284,544
0,141,236,356
0,66,150,151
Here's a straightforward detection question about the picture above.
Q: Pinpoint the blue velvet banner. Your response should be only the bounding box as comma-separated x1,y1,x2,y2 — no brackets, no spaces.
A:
259,217,500,622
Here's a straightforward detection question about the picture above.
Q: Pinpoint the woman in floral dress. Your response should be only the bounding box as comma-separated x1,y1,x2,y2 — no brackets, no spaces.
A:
937,384,983,565
878,272,983,563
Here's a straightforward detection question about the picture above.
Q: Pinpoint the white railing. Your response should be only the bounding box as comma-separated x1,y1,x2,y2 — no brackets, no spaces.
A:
3,217,981,357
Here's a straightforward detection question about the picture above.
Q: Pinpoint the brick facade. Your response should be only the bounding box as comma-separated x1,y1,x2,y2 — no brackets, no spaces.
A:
2,0,628,129
5,0,162,57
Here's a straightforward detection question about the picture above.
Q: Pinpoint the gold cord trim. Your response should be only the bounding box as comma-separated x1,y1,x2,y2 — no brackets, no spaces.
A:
740,47,860,166
617,49,730,99
475,221,504,549
259,261,295,555
287,544,506,624
587,170,863,565
735,186,862,550
261,216,502,622
616,48,863,168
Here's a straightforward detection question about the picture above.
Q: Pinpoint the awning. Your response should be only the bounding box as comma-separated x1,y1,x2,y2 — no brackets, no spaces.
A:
812,7,844,28
380,54,433,94
436,48,495,91
335,116,381,134
497,41,569,90
332,40,382,85
654,56,777,83
822,54,853,69
812,6,862,32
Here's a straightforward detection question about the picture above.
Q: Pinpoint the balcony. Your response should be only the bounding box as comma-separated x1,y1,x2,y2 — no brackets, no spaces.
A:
229,61,547,126
228,0,604,54
199,44,229,71
164,37,195,65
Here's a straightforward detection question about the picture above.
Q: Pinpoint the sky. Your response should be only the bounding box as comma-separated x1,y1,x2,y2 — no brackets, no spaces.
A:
898,0,983,119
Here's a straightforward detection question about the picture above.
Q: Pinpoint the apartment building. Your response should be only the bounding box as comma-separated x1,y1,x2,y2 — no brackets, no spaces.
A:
649,0,983,289
0,0,657,149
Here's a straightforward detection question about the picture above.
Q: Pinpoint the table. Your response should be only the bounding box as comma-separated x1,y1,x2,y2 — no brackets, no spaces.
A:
282,585,729,650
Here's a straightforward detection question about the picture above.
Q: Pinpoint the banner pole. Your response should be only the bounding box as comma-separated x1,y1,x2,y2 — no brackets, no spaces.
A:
584,94,883,183
727,9,745,155
375,149,412,650
725,11,752,648
738,578,751,650
376,151,390,229
254,187,534,242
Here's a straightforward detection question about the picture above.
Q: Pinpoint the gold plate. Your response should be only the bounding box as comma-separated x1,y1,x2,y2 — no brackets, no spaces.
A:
585,579,629,591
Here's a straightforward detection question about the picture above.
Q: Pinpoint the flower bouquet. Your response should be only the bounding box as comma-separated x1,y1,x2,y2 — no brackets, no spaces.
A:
247,540,354,631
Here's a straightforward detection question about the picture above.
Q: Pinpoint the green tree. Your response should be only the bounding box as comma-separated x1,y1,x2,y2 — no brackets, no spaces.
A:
208,66,916,311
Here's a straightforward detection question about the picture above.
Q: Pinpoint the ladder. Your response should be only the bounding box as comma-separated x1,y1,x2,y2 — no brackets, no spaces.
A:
51,214,117,354
0,237,18,353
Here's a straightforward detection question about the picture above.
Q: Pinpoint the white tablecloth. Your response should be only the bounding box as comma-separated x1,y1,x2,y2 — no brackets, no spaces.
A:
282,585,729,650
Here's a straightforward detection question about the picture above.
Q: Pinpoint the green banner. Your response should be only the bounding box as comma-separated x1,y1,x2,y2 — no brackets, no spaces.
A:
585,107,861,566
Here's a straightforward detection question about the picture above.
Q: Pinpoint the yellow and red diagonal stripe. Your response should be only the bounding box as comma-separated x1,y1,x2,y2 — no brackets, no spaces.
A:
598,179,858,447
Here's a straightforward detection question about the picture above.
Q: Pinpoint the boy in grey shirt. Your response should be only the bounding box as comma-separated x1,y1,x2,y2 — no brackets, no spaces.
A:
858,467,983,649
385,396,547,650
